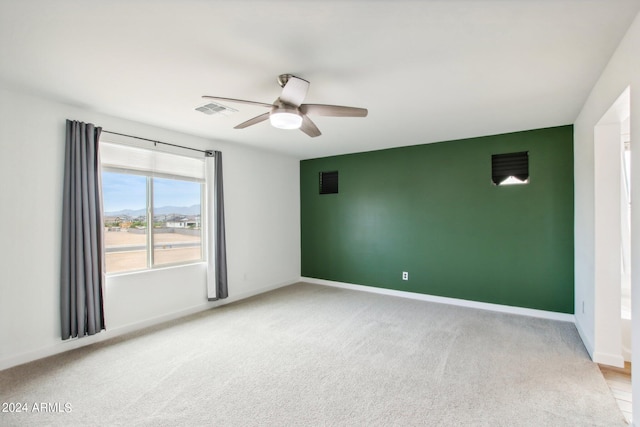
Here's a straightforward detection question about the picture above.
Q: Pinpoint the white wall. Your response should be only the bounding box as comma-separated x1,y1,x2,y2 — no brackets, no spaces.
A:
0,84,300,370
574,10,640,423
593,120,624,367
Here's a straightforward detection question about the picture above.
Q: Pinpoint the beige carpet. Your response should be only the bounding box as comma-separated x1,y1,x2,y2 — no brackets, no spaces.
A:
0,283,627,426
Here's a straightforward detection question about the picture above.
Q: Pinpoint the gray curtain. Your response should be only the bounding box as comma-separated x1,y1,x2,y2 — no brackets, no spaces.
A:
213,151,228,299
60,120,105,340
206,150,228,300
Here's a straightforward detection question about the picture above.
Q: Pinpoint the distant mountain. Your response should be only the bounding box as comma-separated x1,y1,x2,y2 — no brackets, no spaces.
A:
154,205,201,216
105,204,200,217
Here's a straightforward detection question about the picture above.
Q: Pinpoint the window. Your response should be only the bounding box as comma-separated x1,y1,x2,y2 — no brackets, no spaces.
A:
491,151,529,185
101,142,205,274
319,171,339,194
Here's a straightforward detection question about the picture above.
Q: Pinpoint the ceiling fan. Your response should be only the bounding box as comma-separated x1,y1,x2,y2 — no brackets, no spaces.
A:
202,74,368,137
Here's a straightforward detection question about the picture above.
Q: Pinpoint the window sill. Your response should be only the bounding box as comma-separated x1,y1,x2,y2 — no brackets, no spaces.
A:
105,261,206,279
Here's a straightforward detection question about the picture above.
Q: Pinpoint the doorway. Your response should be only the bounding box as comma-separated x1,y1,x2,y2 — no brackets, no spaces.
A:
593,86,631,420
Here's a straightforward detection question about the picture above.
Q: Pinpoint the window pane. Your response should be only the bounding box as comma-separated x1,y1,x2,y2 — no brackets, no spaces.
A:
102,172,148,273
152,177,202,266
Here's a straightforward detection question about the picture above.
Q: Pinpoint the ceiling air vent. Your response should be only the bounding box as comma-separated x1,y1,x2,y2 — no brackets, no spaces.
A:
195,102,238,116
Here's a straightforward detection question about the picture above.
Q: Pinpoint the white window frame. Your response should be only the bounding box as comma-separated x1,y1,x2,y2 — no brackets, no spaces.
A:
100,141,207,275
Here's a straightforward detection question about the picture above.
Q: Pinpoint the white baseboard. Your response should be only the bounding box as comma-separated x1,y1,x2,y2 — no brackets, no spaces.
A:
574,316,595,359
301,277,576,323
593,351,625,368
0,278,297,372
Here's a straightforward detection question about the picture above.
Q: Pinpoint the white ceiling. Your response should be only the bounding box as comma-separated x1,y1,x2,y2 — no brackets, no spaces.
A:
0,0,638,159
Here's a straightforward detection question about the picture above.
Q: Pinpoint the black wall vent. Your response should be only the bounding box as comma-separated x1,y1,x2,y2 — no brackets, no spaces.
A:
319,171,339,194
492,151,529,185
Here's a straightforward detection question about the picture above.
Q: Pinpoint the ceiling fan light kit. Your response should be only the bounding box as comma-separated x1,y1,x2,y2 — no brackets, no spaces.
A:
270,105,303,129
202,74,368,137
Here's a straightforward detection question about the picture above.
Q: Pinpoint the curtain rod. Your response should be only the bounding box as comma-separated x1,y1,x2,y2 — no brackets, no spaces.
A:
102,130,214,156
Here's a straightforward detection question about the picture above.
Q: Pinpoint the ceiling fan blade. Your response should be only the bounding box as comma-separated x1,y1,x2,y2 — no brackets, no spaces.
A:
202,96,273,108
300,114,321,138
279,76,310,107
234,112,270,129
300,104,368,117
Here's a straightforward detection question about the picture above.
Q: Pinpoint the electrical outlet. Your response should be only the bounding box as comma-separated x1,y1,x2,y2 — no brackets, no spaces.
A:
402,271,409,280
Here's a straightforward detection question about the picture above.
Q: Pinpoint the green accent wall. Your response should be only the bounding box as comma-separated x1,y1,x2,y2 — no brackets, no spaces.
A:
300,125,574,313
